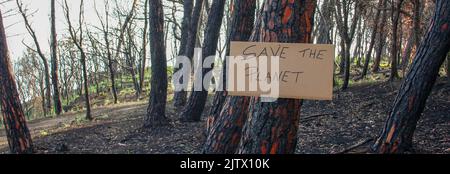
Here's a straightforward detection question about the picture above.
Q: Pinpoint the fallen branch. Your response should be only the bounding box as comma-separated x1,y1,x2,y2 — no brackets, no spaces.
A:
337,138,374,154
300,112,337,122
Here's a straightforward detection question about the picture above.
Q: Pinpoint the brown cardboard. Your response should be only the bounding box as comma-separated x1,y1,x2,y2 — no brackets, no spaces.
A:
228,41,335,100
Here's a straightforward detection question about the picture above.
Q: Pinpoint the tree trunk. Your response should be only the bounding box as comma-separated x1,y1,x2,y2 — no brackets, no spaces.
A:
173,0,194,108
317,0,333,44
50,0,62,115
174,0,204,108
342,40,351,90
389,0,404,81
144,0,169,128
203,0,256,154
80,51,91,120
0,11,34,154
180,0,226,122
237,0,316,154
372,0,450,153
138,0,149,98
361,0,385,79
63,0,91,120
372,3,388,73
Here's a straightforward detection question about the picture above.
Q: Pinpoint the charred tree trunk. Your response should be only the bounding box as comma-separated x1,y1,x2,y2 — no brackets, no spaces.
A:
361,0,385,79
317,0,333,44
237,0,316,154
138,0,149,98
180,0,226,122
389,0,404,81
372,3,388,73
144,0,169,128
80,52,91,120
203,0,256,154
372,0,450,153
174,0,204,108
50,0,62,115
0,11,34,154
173,0,194,108
334,0,361,90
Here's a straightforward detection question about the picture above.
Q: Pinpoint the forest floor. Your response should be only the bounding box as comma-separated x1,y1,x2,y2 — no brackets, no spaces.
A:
0,78,449,154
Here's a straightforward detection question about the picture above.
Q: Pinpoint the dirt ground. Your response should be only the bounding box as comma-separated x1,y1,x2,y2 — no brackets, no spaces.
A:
1,79,449,154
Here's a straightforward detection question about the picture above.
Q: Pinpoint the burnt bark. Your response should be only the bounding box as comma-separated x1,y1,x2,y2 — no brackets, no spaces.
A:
50,0,62,115
317,0,334,44
372,5,388,73
144,0,169,128
173,0,194,108
0,11,34,154
334,0,361,90
372,0,450,153
203,0,256,154
389,0,404,81
138,0,149,97
180,0,226,122
361,0,385,79
237,0,316,154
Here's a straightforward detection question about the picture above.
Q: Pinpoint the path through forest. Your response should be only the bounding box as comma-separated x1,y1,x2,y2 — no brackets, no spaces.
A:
1,80,449,154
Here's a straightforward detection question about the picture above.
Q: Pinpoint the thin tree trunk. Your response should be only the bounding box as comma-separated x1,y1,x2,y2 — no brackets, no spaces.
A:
372,3,389,73
173,0,194,108
389,0,404,81
50,0,62,115
180,0,226,122
361,0,384,78
372,0,450,153
0,11,34,154
138,0,149,97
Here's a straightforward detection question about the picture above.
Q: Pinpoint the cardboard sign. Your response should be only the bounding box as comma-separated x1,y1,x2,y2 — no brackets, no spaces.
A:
228,41,335,100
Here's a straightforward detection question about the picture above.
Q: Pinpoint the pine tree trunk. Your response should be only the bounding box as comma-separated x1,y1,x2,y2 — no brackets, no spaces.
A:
237,0,316,154
389,0,404,81
342,40,351,90
372,4,388,73
50,0,62,115
180,0,226,122
80,51,92,120
372,0,450,153
361,0,385,79
203,0,256,154
144,0,169,128
173,0,194,108
138,0,149,98
0,11,34,154
317,0,333,44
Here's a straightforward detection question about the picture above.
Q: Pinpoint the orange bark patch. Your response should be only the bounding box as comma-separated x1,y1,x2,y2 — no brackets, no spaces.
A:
270,141,279,154
261,141,268,154
282,7,292,25
386,124,397,144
